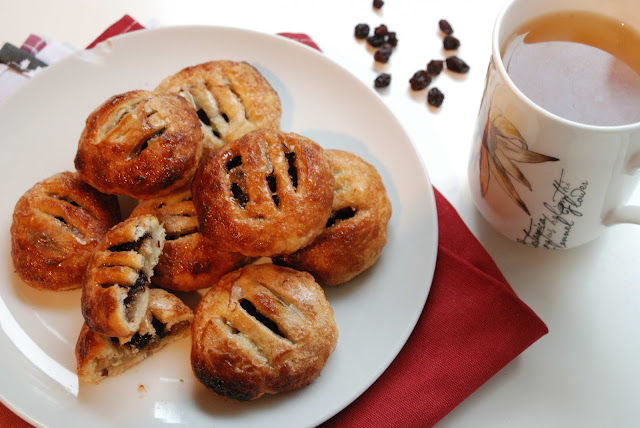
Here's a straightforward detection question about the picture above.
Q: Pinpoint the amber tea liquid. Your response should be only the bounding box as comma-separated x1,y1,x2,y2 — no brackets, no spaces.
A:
501,11,640,126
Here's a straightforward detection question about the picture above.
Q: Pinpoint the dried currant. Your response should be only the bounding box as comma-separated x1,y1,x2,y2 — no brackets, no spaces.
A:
445,56,470,73
374,24,389,36
367,34,386,47
443,35,460,50
373,0,384,9
427,60,444,76
374,43,393,63
427,88,445,107
439,19,454,35
374,73,391,88
355,23,370,39
386,31,398,47
409,70,432,90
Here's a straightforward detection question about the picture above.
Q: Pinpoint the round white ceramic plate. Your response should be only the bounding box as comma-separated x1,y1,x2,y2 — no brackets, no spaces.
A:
0,26,438,428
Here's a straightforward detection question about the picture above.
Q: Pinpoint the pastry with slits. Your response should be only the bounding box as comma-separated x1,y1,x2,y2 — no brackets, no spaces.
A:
81,214,165,337
130,188,252,292
274,150,392,285
156,60,282,154
10,171,121,291
192,128,334,258
191,263,338,401
76,288,193,384
74,90,203,199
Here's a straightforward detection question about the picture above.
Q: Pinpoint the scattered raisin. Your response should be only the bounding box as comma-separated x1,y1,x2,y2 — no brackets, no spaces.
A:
443,35,460,50
373,0,384,9
374,73,391,88
427,87,445,107
374,43,393,63
374,24,389,36
355,23,370,39
386,31,398,47
446,56,470,73
409,70,432,90
439,19,454,35
426,60,444,76
367,34,386,47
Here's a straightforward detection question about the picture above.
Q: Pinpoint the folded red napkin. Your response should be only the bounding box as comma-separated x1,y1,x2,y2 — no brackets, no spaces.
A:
0,16,547,428
322,188,547,427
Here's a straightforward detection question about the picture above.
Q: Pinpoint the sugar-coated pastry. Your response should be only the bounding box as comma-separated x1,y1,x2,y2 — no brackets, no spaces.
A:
191,264,338,401
74,90,203,199
10,171,121,291
81,215,165,338
156,60,282,154
275,150,392,285
192,128,334,257
130,188,253,292
76,288,193,384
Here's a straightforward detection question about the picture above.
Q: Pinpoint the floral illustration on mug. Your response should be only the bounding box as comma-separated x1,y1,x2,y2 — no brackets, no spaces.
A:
480,108,559,215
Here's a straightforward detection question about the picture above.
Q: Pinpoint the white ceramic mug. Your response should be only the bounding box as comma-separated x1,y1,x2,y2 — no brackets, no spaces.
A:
468,0,640,249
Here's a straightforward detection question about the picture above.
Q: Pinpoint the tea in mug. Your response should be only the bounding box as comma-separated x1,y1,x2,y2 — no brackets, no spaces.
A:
501,11,640,126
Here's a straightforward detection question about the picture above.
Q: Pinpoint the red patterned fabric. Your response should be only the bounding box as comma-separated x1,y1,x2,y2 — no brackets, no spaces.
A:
20,35,47,55
85,14,144,49
276,32,322,51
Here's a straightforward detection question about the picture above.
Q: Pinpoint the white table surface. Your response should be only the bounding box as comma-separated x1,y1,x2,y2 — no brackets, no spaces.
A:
1,0,639,427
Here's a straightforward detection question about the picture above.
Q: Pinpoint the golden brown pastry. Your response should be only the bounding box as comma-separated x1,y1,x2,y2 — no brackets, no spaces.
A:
130,188,252,292
74,90,203,199
155,60,282,154
76,288,193,384
191,264,338,401
10,171,121,291
81,215,165,338
192,128,334,258
275,150,392,285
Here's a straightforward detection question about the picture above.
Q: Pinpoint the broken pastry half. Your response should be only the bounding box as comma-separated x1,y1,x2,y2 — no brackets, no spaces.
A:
76,288,193,384
191,263,338,401
81,214,165,338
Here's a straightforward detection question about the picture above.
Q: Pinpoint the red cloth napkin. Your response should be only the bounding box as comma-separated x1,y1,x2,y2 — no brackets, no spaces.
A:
322,188,547,427
85,14,144,49
0,16,547,428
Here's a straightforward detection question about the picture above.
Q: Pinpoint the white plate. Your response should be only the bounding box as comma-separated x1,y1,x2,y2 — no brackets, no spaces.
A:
0,26,437,428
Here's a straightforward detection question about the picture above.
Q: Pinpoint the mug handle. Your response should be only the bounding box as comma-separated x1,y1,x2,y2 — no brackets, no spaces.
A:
607,206,640,225
605,151,640,225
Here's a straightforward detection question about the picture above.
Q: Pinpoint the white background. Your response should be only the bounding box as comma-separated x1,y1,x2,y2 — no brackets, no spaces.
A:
1,0,640,426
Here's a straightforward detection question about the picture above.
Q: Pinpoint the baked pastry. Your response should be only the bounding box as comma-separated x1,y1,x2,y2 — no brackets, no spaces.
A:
76,288,193,384
81,214,165,337
275,150,392,285
130,188,252,292
74,90,203,199
191,264,338,401
155,60,282,154
192,128,334,257
10,171,121,291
